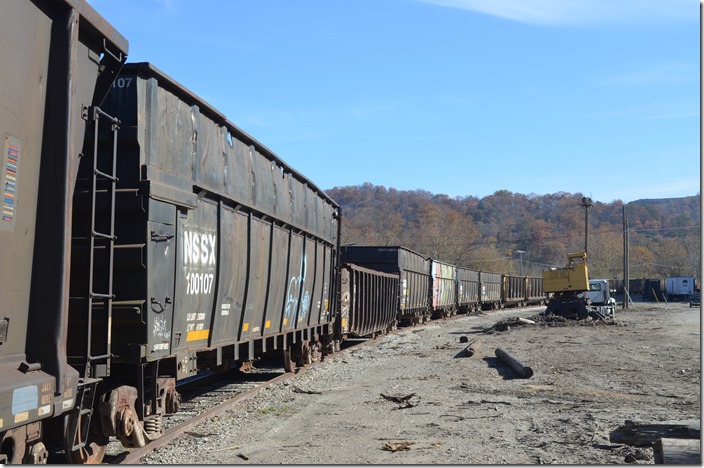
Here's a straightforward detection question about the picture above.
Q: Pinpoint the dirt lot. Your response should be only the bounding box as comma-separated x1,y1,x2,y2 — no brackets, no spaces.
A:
142,301,700,464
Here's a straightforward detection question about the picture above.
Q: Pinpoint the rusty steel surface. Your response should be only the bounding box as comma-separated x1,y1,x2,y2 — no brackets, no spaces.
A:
526,276,546,304
502,274,527,305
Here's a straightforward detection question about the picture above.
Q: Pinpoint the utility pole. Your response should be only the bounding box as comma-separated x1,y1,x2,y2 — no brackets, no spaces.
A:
580,197,593,254
515,250,525,276
623,206,630,309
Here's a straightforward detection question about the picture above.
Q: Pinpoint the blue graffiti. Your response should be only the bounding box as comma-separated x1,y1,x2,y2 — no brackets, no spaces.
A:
283,253,309,323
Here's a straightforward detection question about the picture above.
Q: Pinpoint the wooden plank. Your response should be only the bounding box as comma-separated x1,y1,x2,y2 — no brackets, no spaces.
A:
610,420,700,446
654,438,701,465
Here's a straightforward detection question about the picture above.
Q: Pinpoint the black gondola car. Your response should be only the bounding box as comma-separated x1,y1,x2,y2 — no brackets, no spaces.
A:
456,267,481,313
65,62,341,459
479,271,503,310
341,246,431,324
339,263,399,338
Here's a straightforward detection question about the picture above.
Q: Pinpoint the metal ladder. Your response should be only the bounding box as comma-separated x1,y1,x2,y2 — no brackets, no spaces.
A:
72,105,120,380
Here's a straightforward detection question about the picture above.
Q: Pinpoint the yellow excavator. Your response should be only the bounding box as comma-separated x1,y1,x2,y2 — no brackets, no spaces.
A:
542,252,613,320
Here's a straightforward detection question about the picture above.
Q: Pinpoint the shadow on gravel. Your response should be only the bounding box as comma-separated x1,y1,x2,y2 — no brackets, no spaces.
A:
483,356,522,380
448,328,485,335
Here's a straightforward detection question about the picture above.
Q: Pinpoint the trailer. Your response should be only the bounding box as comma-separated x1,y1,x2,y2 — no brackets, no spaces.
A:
666,276,696,302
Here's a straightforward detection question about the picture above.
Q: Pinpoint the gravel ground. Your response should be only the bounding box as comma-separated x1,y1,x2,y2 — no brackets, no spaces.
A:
140,301,700,464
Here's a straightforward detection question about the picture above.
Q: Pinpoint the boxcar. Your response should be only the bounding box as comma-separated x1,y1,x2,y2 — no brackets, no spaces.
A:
339,263,399,338
341,246,431,324
66,62,341,458
479,271,503,310
430,259,457,318
0,0,127,463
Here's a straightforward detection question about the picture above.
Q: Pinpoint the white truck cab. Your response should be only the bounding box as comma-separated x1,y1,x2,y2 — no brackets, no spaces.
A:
586,279,612,305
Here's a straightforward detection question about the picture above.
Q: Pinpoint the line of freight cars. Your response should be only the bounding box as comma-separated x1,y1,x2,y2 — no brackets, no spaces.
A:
0,0,544,464
1,0,341,463
340,246,547,336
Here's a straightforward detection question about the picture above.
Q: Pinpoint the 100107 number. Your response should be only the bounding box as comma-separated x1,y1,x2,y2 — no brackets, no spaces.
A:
186,272,214,295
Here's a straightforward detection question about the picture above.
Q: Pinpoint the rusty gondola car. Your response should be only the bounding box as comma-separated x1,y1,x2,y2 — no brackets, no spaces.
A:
502,274,548,308
341,246,431,325
65,62,341,460
525,275,547,306
502,274,528,308
339,263,399,339
0,0,128,463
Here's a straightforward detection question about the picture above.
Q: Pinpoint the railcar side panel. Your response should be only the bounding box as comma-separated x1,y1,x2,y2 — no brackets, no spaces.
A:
526,276,546,305
282,233,305,332
239,217,272,340
431,260,457,316
209,206,248,348
479,271,502,310
457,267,480,312
502,274,527,307
172,199,218,353
339,264,399,338
265,225,292,334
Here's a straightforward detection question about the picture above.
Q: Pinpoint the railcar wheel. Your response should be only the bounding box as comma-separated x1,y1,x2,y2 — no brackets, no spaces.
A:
64,411,108,464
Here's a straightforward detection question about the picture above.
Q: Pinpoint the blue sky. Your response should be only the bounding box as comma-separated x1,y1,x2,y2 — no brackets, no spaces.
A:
88,0,700,203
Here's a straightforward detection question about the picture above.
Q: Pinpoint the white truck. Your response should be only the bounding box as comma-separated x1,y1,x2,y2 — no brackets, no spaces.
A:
583,279,616,318
666,276,696,302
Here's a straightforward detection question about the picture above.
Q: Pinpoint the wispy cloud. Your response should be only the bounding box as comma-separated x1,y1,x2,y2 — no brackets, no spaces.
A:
615,179,701,201
598,62,697,87
412,0,694,26
153,0,176,15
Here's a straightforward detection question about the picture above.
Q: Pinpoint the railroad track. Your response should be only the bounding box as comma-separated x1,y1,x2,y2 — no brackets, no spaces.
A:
43,307,538,464
107,338,376,464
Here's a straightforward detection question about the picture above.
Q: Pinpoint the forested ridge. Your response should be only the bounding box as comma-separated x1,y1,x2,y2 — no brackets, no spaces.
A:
327,183,701,280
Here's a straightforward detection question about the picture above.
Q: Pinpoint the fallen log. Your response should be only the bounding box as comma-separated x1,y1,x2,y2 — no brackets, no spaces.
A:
494,348,533,378
610,420,700,446
464,338,483,357
654,438,701,464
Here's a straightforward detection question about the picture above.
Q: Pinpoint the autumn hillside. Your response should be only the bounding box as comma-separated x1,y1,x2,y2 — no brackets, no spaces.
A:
327,184,701,281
